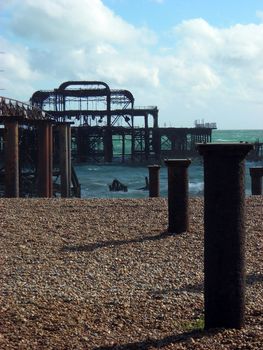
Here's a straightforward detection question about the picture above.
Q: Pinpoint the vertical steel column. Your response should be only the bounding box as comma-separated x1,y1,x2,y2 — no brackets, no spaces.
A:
198,143,253,329
38,122,52,197
153,113,158,128
103,127,113,163
59,123,71,198
122,133,125,163
48,124,53,197
5,120,19,197
131,115,135,162
67,124,71,194
131,129,135,162
77,128,83,162
144,114,149,160
148,165,161,197
249,167,263,195
164,159,191,233
153,128,161,161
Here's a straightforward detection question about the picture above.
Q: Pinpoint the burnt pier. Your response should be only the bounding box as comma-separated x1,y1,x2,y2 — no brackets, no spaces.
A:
31,81,217,163
0,96,79,198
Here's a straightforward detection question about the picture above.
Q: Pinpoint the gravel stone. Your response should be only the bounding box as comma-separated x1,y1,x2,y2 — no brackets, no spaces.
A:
0,197,262,349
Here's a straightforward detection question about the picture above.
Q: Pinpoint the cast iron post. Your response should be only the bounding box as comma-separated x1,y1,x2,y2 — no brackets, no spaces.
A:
38,122,53,197
48,123,53,197
103,127,113,163
164,159,191,233
5,120,19,197
58,123,71,198
249,167,263,195
59,123,71,198
198,143,253,329
148,165,161,197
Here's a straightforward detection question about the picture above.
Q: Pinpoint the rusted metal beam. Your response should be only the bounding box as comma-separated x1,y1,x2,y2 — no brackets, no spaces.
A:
59,123,71,197
122,133,125,163
4,120,19,197
38,122,52,197
48,124,53,197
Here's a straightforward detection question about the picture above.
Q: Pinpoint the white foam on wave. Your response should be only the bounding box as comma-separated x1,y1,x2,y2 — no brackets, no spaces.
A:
189,182,204,195
87,168,99,171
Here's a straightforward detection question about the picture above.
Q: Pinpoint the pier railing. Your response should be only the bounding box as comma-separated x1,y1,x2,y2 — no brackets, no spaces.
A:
195,120,217,129
0,96,55,121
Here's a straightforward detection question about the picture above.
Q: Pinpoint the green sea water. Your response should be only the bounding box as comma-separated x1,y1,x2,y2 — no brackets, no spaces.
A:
212,129,263,143
75,129,263,198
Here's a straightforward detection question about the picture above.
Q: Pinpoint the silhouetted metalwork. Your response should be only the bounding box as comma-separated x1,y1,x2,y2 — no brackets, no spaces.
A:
0,96,55,122
5,121,19,197
0,96,79,198
31,81,217,163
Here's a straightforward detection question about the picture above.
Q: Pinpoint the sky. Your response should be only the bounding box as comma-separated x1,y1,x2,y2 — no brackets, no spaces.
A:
0,0,263,129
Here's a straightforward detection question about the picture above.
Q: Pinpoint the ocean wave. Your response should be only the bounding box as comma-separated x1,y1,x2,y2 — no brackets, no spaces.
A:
189,182,204,195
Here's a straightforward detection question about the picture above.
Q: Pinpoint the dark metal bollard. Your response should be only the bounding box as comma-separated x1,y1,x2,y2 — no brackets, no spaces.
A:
148,165,161,197
164,159,191,233
249,167,263,195
198,143,253,329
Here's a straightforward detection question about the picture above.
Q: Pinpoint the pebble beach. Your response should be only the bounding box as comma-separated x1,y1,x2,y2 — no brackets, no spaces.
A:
0,197,262,349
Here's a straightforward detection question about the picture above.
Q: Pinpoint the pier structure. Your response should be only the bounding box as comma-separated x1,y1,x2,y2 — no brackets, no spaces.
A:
247,141,263,161
0,96,77,198
31,81,217,163
0,96,54,197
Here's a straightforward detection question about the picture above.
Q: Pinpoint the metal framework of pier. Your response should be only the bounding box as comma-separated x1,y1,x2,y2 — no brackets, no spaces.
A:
0,96,78,198
1,83,261,197
31,81,216,163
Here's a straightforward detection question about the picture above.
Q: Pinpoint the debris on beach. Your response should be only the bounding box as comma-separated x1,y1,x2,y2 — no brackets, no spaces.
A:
109,178,128,192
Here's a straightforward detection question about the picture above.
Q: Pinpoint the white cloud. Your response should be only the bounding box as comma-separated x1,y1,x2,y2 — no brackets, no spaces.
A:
0,37,43,102
1,1,263,128
171,19,263,99
9,0,157,46
256,10,263,21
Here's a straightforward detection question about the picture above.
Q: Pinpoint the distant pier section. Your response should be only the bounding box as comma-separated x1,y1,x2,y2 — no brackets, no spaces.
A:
31,81,217,163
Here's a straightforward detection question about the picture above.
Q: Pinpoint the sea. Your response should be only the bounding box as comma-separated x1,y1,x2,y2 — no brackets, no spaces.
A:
74,130,263,198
